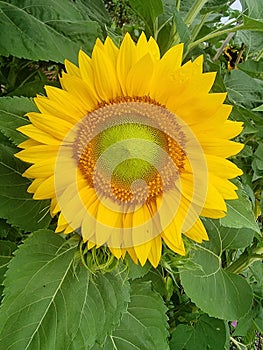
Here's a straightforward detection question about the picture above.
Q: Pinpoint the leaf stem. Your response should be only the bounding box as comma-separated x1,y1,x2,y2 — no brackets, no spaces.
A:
226,245,263,274
256,48,263,61
184,0,209,27
191,13,209,42
230,337,246,350
176,0,181,11
188,23,245,51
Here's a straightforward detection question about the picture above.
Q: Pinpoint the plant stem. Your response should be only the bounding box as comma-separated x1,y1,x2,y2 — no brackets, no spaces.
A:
191,13,209,42
226,246,263,274
184,0,209,27
213,32,235,62
176,0,181,12
256,48,263,61
188,23,245,51
230,337,246,350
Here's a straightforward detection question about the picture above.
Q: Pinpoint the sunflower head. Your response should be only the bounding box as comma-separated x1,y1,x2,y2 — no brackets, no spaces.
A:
16,33,243,267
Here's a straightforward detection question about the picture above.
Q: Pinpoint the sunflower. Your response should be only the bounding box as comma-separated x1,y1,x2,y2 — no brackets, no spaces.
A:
16,33,243,267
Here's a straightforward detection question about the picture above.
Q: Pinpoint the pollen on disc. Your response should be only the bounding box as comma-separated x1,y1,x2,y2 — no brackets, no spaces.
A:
73,97,186,205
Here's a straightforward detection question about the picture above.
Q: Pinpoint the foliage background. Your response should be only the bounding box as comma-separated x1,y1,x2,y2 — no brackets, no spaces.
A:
0,0,262,349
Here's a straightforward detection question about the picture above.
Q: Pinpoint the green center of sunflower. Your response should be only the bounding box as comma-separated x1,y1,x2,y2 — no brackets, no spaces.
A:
95,123,166,185
74,97,186,204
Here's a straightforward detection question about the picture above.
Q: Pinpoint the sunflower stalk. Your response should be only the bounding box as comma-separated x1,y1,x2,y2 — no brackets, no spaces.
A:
226,245,263,274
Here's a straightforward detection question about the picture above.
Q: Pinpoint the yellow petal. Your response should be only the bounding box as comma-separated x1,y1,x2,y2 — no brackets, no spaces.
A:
109,247,123,259
183,218,208,243
201,207,226,218
147,236,162,268
35,94,86,121
17,145,58,163
162,216,186,255
33,175,55,199
203,181,227,211
17,125,60,145
136,32,160,61
147,37,160,60
201,139,244,157
60,72,97,109
78,50,99,102
210,175,239,200
23,159,56,178
27,178,44,193
206,155,243,179
117,33,137,95
17,139,41,149
134,240,152,266
92,44,122,101
64,59,81,78
150,44,184,102
126,53,153,96
44,86,87,123
126,247,139,264
170,93,227,125
27,112,73,141
103,36,119,66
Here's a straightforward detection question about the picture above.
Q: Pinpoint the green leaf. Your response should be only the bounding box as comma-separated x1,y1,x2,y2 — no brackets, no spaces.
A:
220,185,260,233
231,105,260,135
252,143,263,171
4,0,110,25
236,30,263,57
220,226,255,250
170,314,227,350
125,255,151,280
0,145,51,231
101,279,169,350
70,0,111,27
241,0,263,18
224,70,263,110
0,230,130,349
253,104,263,111
0,97,37,145
180,221,253,320
0,1,103,63
238,59,263,79
174,10,191,44
0,240,16,285
141,268,166,296
128,0,163,35
243,15,263,31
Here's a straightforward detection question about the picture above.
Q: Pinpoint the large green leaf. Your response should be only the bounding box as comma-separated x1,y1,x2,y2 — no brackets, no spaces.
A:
220,226,255,250
97,280,169,350
238,59,263,79
0,230,130,349
220,185,260,233
4,0,111,25
242,15,263,31
180,221,253,320
224,70,263,110
170,314,227,350
231,105,261,135
0,97,36,146
0,240,16,285
0,145,51,231
241,0,263,18
0,0,104,63
128,0,163,35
